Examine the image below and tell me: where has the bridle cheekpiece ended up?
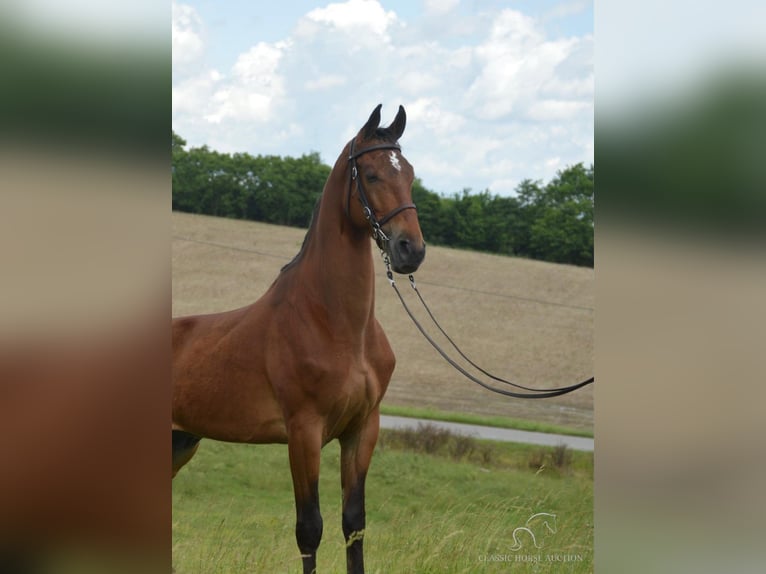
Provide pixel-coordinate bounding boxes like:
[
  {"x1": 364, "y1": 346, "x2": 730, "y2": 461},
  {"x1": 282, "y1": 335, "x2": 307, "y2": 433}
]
[{"x1": 346, "y1": 138, "x2": 417, "y2": 248}]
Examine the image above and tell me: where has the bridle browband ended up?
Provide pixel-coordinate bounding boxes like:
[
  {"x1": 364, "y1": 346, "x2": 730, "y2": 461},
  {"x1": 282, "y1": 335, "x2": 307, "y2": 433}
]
[{"x1": 346, "y1": 138, "x2": 417, "y2": 246}]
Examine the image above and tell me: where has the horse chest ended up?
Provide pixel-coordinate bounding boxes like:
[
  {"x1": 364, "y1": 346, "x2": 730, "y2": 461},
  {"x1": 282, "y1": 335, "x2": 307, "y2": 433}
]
[
  {"x1": 348, "y1": 354, "x2": 384, "y2": 400},
  {"x1": 317, "y1": 353, "x2": 385, "y2": 441},
  {"x1": 322, "y1": 345, "x2": 385, "y2": 398}
]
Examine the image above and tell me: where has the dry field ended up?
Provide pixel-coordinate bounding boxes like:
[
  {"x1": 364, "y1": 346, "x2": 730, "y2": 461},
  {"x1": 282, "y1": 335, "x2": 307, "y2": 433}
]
[{"x1": 172, "y1": 212, "x2": 594, "y2": 432}]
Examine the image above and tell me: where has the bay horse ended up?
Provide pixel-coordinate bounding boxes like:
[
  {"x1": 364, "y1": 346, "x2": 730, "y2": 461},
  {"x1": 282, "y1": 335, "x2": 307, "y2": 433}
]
[{"x1": 172, "y1": 104, "x2": 426, "y2": 574}]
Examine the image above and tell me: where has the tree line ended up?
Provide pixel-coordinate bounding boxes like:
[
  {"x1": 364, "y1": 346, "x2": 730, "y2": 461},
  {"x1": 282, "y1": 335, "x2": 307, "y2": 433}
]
[{"x1": 172, "y1": 132, "x2": 593, "y2": 267}]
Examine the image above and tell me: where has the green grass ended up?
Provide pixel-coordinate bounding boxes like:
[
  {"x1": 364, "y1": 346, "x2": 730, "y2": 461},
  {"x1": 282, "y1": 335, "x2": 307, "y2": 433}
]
[
  {"x1": 173, "y1": 432, "x2": 593, "y2": 573},
  {"x1": 379, "y1": 404, "x2": 594, "y2": 438}
]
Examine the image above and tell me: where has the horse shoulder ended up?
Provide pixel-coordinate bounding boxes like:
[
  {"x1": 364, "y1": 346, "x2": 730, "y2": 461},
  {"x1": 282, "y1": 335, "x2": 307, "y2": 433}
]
[{"x1": 366, "y1": 318, "x2": 396, "y2": 386}]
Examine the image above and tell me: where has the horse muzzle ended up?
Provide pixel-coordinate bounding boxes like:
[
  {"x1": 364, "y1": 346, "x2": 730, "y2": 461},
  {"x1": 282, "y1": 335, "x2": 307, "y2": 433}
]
[{"x1": 386, "y1": 231, "x2": 426, "y2": 274}]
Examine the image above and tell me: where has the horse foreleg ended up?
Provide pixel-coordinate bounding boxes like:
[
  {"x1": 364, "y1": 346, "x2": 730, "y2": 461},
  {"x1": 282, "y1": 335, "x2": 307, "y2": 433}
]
[
  {"x1": 288, "y1": 421, "x2": 323, "y2": 574},
  {"x1": 339, "y1": 410, "x2": 380, "y2": 574}
]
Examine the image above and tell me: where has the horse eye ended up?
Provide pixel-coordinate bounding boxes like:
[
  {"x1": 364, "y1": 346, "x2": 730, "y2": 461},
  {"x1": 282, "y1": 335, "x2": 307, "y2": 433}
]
[{"x1": 365, "y1": 173, "x2": 379, "y2": 183}]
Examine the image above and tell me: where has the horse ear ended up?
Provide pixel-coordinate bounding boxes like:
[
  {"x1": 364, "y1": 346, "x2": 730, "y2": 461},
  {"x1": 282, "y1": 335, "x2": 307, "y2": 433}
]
[
  {"x1": 362, "y1": 104, "x2": 383, "y2": 140},
  {"x1": 387, "y1": 105, "x2": 406, "y2": 141}
]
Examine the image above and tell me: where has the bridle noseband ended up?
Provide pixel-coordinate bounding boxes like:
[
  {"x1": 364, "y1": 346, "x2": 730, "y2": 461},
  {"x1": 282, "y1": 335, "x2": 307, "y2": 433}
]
[{"x1": 347, "y1": 138, "x2": 417, "y2": 246}]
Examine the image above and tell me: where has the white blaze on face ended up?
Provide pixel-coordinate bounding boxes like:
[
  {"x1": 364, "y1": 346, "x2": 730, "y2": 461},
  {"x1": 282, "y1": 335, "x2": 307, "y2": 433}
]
[{"x1": 389, "y1": 150, "x2": 401, "y2": 171}]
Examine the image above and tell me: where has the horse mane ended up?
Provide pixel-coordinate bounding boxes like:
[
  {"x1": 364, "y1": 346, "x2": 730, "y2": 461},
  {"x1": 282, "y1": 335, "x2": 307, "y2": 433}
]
[{"x1": 280, "y1": 196, "x2": 322, "y2": 273}]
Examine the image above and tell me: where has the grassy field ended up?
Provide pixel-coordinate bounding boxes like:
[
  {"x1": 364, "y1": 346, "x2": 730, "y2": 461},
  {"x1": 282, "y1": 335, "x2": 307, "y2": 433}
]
[
  {"x1": 172, "y1": 431, "x2": 593, "y2": 574},
  {"x1": 172, "y1": 215, "x2": 593, "y2": 572},
  {"x1": 172, "y1": 212, "x2": 594, "y2": 433}
]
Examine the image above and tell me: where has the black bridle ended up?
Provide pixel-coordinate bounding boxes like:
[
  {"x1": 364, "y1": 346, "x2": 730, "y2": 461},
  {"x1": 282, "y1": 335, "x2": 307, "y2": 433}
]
[
  {"x1": 347, "y1": 139, "x2": 417, "y2": 247},
  {"x1": 347, "y1": 138, "x2": 593, "y2": 400}
]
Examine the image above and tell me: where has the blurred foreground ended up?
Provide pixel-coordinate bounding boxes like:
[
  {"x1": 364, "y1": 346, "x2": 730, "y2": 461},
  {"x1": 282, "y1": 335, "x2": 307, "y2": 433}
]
[
  {"x1": 596, "y1": 2, "x2": 766, "y2": 572},
  {"x1": 1, "y1": 2, "x2": 169, "y2": 573}
]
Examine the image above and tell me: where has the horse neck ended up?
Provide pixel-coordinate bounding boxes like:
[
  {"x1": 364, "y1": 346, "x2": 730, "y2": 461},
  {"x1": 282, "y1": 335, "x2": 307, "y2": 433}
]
[{"x1": 294, "y1": 160, "x2": 377, "y2": 330}]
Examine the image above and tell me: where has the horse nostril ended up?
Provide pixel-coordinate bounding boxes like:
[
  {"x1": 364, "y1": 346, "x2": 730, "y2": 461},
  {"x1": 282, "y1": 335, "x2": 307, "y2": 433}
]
[{"x1": 397, "y1": 238, "x2": 411, "y2": 256}]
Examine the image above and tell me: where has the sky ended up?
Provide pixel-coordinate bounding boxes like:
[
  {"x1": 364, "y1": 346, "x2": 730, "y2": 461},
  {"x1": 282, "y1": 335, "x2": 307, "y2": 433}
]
[{"x1": 172, "y1": 0, "x2": 594, "y2": 197}]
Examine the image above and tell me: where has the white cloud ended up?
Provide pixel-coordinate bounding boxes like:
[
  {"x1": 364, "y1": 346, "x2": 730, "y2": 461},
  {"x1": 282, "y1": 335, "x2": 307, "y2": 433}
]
[
  {"x1": 305, "y1": 74, "x2": 347, "y2": 91},
  {"x1": 205, "y1": 41, "x2": 290, "y2": 124},
  {"x1": 424, "y1": 0, "x2": 460, "y2": 15},
  {"x1": 466, "y1": 10, "x2": 542, "y2": 118},
  {"x1": 305, "y1": 0, "x2": 397, "y2": 39},
  {"x1": 396, "y1": 70, "x2": 441, "y2": 95},
  {"x1": 545, "y1": 156, "x2": 562, "y2": 169},
  {"x1": 527, "y1": 99, "x2": 591, "y2": 121},
  {"x1": 406, "y1": 98, "x2": 466, "y2": 135},
  {"x1": 544, "y1": 73, "x2": 594, "y2": 98},
  {"x1": 172, "y1": 1, "x2": 204, "y2": 68},
  {"x1": 172, "y1": 2, "x2": 593, "y2": 197},
  {"x1": 543, "y1": 0, "x2": 590, "y2": 21},
  {"x1": 232, "y1": 42, "x2": 286, "y2": 83},
  {"x1": 466, "y1": 9, "x2": 590, "y2": 123},
  {"x1": 172, "y1": 69, "x2": 222, "y2": 116}
]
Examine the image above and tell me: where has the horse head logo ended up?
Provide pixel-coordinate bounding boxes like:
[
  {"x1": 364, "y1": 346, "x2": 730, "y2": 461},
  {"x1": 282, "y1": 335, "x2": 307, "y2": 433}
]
[{"x1": 510, "y1": 512, "x2": 558, "y2": 551}]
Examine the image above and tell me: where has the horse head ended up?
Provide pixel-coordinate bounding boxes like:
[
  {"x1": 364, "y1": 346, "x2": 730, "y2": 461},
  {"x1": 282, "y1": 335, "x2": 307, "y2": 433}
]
[{"x1": 347, "y1": 104, "x2": 426, "y2": 274}]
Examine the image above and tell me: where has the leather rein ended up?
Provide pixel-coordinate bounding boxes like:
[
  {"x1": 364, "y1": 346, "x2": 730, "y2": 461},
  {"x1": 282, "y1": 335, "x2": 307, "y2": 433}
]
[{"x1": 384, "y1": 266, "x2": 595, "y2": 399}]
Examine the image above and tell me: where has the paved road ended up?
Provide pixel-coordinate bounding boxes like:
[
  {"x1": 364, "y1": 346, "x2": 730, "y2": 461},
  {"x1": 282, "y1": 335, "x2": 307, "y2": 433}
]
[{"x1": 379, "y1": 415, "x2": 594, "y2": 452}]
